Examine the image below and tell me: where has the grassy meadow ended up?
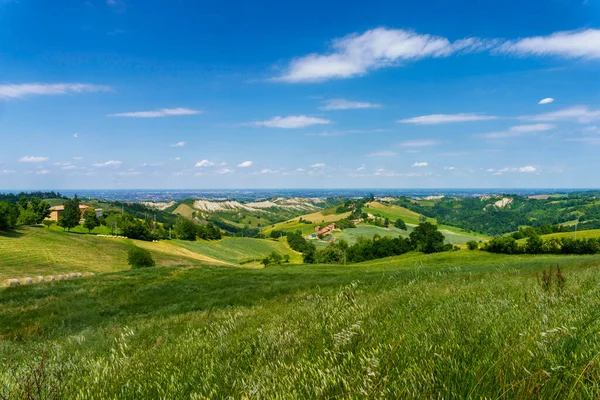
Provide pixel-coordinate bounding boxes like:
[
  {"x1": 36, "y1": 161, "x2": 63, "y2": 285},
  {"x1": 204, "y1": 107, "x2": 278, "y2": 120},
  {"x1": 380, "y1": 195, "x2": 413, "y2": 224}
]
[
  {"x1": 0, "y1": 227, "x2": 219, "y2": 281},
  {"x1": 1, "y1": 248, "x2": 599, "y2": 398}
]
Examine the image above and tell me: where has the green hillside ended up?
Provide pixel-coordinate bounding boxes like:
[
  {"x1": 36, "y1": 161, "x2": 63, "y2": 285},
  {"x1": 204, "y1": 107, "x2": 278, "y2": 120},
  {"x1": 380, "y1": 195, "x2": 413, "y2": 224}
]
[
  {"x1": 0, "y1": 227, "x2": 226, "y2": 281},
  {"x1": 2, "y1": 251, "x2": 599, "y2": 398},
  {"x1": 363, "y1": 202, "x2": 428, "y2": 225},
  {"x1": 539, "y1": 229, "x2": 600, "y2": 240}
]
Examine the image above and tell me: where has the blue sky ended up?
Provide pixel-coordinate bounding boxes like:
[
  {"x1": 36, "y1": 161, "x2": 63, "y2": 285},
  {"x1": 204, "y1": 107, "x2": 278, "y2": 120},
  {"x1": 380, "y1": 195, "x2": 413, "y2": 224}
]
[{"x1": 1, "y1": 0, "x2": 599, "y2": 189}]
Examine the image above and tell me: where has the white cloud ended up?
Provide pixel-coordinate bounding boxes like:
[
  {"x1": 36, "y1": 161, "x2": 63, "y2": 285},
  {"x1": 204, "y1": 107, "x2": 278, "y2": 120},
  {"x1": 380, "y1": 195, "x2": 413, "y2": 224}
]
[
  {"x1": 35, "y1": 170, "x2": 51, "y2": 175},
  {"x1": 307, "y1": 128, "x2": 388, "y2": 136},
  {"x1": 538, "y1": 97, "x2": 554, "y2": 105},
  {"x1": 398, "y1": 113, "x2": 497, "y2": 125},
  {"x1": 19, "y1": 156, "x2": 48, "y2": 163},
  {"x1": 357, "y1": 165, "x2": 366, "y2": 171},
  {"x1": 275, "y1": 28, "x2": 492, "y2": 82},
  {"x1": 320, "y1": 98, "x2": 382, "y2": 110},
  {"x1": 217, "y1": 168, "x2": 234, "y2": 174},
  {"x1": 54, "y1": 162, "x2": 71, "y2": 167},
  {"x1": 108, "y1": 108, "x2": 201, "y2": 118},
  {"x1": 311, "y1": 163, "x2": 326, "y2": 168},
  {"x1": 238, "y1": 161, "x2": 253, "y2": 168},
  {"x1": 73, "y1": 133, "x2": 79, "y2": 138},
  {"x1": 260, "y1": 169, "x2": 277, "y2": 174},
  {"x1": 0, "y1": 83, "x2": 111, "y2": 99},
  {"x1": 251, "y1": 115, "x2": 331, "y2": 129},
  {"x1": 93, "y1": 160, "x2": 122, "y2": 167},
  {"x1": 366, "y1": 150, "x2": 397, "y2": 157},
  {"x1": 195, "y1": 160, "x2": 215, "y2": 168},
  {"x1": 412, "y1": 162, "x2": 428, "y2": 167},
  {"x1": 174, "y1": 157, "x2": 181, "y2": 161},
  {"x1": 73, "y1": 156, "x2": 83, "y2": 160},
  {"x1": 480, "y1": 123, "x2": 555, "y2": 139},
  {"x1": 524, "y1": 106, "x2": 600, "y2": 123},
  {"x1": 397, "y1": 139, "x2": 440, "y2": 147},
  {"x1": 0, "y1": 169, "x2": 16, "y2": 174},
  {"x1": 499, "y1": 29, "x2": 600, "y2": 59},
  {"x1": 519, "y1": 165, "x2": 537, "y2": 172},
  {"x1": 493, "y1": 165, "x2": 538, "y2": 175},
  {"x1": 171, "y1": 141, "x2": 186, "y2": 147}
]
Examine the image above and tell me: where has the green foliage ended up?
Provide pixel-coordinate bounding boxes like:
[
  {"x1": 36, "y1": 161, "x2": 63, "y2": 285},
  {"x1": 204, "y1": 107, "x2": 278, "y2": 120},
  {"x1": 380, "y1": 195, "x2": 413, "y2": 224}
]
[
  {"x1": 16, "y1": 207, "x2": 38, "y2": 225},
  {"x1": 127, "y1": 246, "x2": 156, "y2": 269},
  {"x1": 83, "y1": 208, "x2": 100, "y2": 233},
  {"x1": 42, "y1": 220, "x2": 54, "y2": 229},
  {"x1": 466, "y1": 240, "x2": 479, "y2": 250},
  {"x1": 394, "y1": 218, "x2": 407, "y2": 230},
  {"x1": 0, "y1": 202, "x2": 19, "y2": 230},
  {"x1": 175, "y1": 217, "x2": 198, "y2": 241},
  {"x1": 409, "y1": 222, "x2": 446, "y2": 254},
  {"x1": 57, "y1": 195, "x2": 80, "y2": 232}
]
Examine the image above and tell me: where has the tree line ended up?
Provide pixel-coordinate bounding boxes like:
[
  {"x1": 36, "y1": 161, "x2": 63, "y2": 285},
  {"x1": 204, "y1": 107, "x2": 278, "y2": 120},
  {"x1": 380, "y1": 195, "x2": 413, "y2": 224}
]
[
  {"x1": 483, "y1": 235, "x2": 600, "y2": 255},
  {"x1": 286, "y1": 222, "x2": 452, "y2": 264}
]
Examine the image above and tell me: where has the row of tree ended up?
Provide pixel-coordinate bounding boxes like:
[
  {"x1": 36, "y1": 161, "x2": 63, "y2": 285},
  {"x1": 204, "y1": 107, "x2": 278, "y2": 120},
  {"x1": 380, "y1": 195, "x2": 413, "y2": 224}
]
[
  {"x1": 173, "y1": 216, "x2": 222, "y2": 241},
  {"x1": 0, "y1": 197, "x2": 51, "y2": 230},
  {"x1": 287, "y1": 222, "x2": 451, "y2": 264},
  {"x1": 483, "y1": 235, "x2": 600, "y2": 255}
]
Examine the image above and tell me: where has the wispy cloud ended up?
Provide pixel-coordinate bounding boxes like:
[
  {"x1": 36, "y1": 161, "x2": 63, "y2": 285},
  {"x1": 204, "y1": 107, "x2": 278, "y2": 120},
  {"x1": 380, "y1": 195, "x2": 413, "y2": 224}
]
[
  {"x1": 479, "y1": 123, "x2": 555, "y2": 139},
  {"x1": 260, "y1": 169, "x2": 278, "y2": 174},
  {"x1": 498, "y1": 29, "x2": 600, "y2": 59},
  {"x1": 250, "y1": 115, "x2": 331, "y2": 129},
  {"x1": 523, "y1": 106, "x2": 600, "y2": 123},
  {"x1": 19, "y1": 156, "x2": 48, "y2": 163},
  {"x1": 108, "y1": 108, "x2": 201, "y2": 118},
  {"x1": 195, "y1": 160, "x2": 215, "y2": 168},
  {"x1": 397, "y1": 139, "x2": 440, "y2": 147},
  {"x1": 171, "y1": 141, "x2": 186, "y2": 147},
  {"x1": 93, "y1": 160, "x2": 122, "y2": 167},
  {"x1": 491, "y1": 165, "x2": 538, "y2": 175},
  {"x1": 238, "y1": 161, "x2": 253, "y2": 168},
  {"x1": 217, "y1": 168, "x2": 234, "y2": 174},
  {"x1": 275, "y1": 28, "x2": 492, "y2": 83},
  {"x1": 0, "y1": 83, "x2": 111, "y2": 99},
  {"x1": 319, "y1": 98, "x2": 382, "y2": 110},
  {"x1": 35, "y1": 170, "x2": 51, "y2": 175},
  {"x1": 307, "y1": 129, "x2": 387, "y2": 137},
  {"x1": 538, "y1": 97, "x2": 554, "y2": 105},
  {"x1": 366, "y1": 150, "x2": 397, "y2": 157},
  {"x1": 398, "y1": 113, "x2": 497, "y2": 125},
  {"x1": 73, "y1": 133, "x2": 79, "y2": 138},
  {"x1": 412, "y1": 162, "x2": 428, "y2": 167},
  {"x1": 0, "y1": 169, "x2": 16, "y2": 175},
  {"x1": 311, "y1": 163, "x2": 326, "y2": 168}
]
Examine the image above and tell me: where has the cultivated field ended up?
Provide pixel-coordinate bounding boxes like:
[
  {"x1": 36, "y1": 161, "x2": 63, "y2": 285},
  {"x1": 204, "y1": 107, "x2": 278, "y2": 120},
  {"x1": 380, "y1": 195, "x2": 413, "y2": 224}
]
[
  {"x1": 363, "y1": 202, "x2": 427, "y2": 225},
  {"x1": 174, "y1": 237, "x2": 303, "y2": 265},
  {"x1": 1, "y1": 251, "x2": 599, "y2": 398}
]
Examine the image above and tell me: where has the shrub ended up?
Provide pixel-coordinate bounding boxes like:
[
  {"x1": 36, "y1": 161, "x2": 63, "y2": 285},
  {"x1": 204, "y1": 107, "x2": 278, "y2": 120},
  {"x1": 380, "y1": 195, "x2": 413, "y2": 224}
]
[
  {"x1": 128, "y1": 247, "x2": 155, "y2": 269},
  {"x1": 466, "y1": 240, "x2": 478, "y2": 250}
]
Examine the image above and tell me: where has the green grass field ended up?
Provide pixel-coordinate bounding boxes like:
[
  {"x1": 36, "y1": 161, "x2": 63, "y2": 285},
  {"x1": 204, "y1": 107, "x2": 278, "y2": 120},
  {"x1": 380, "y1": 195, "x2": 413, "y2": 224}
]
[
  {"x1": 363, "y1": 202, "x2": 428, "y2": 225},
  {"x1": 1, "y1": 249, "x2": 599, "y2": 398},
  {"x1": 540, "y1": 229, "x2": 600, "y2": 240},
  {"x1": 0, "y1": 227, "x2": 229, "y2": 281},
  {"x1": 174, "y1": 236, "x2": 303, "y2": 265}
]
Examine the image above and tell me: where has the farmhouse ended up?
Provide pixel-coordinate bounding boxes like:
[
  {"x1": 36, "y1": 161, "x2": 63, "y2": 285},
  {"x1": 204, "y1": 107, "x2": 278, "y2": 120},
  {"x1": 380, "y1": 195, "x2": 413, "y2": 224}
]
[
  {"x1": 47, "y1": 205, "x2": 103, "y2": 222},
  {"x1": 310, "y1": 223, "x2": 336, "y2": 238}
]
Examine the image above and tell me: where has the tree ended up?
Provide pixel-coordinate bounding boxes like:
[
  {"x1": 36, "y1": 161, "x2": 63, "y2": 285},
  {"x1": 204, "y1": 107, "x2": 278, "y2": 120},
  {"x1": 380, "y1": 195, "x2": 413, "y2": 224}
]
[
  {"x1": 394, "y1": 218, "x2": 407, "y2": 230},
  {"x1": 384, "y1": 217, "x2": 390, "y2": 228},
  {"x1": 0, "y1": 202, "x2": 19, "y2": 230},
  {"x1": 30, "y1": 198, "x2": 50, "y2": 223},
  {"x1": 17, "y1": 207, "x2": 38, "y2": 225},
  {"x1": 466, "y1": 240, "x2": 479, "y2": 250},
  {"x1": 57, "y1": 197, "x2": 80, "y2": 232},
  {"x1": 83, "y1": 208, "x2": 100, "y2": 233},
  {"x1": 43, "y1": 220, "x2": 54, "y2": 229},
  {"x1": 174, "y1": 216, "x2": 197, "y2": 241},
  {"x1": 128, "y1": 247, "x2": 155, "y2": 269},
  {"x1": 105, "y1": 213, "x2": 121, "y2": 235},
  {"x1": 418, "y1": 215, "x2": 427, "y2": 223},
  {"x1": 409, "y1": 222, "x2": 446, "y2": 254}
]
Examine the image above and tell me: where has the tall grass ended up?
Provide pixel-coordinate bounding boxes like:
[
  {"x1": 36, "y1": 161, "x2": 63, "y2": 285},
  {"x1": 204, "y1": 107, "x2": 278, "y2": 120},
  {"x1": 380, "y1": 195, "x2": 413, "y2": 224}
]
[{"x1": 1, "y1": 254, "x2": 599, "y2": 398}]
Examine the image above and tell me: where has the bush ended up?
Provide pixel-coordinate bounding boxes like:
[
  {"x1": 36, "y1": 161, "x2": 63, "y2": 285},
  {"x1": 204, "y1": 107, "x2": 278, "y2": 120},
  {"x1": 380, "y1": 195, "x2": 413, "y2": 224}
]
[
  {"x1": 466, "y1": 240, "x2": 478, "y2": 250},
  {"x1": 128, "y1": 247, "x2": 155, "y2": 269}
]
